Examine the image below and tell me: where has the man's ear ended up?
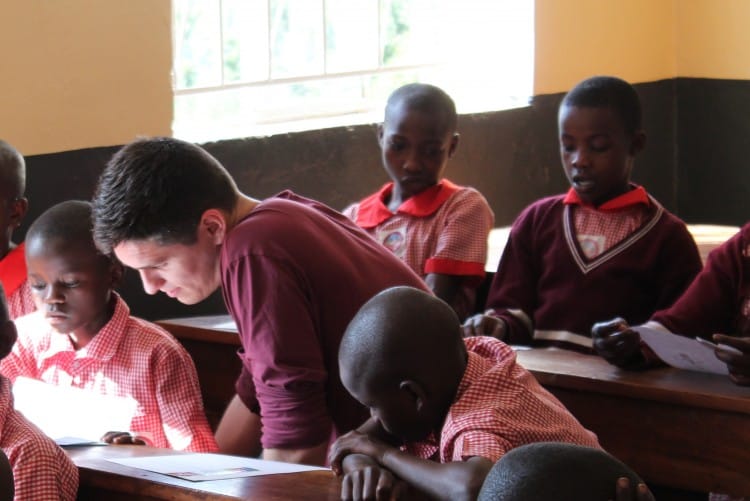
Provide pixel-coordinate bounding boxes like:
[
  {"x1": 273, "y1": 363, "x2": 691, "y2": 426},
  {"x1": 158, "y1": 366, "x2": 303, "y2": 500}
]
[
  {"x1": 448, "y1": 133, "x2": 460, "y2": 158},
  {"x1": 199, "y1": 209, "x2": 228, "y2": 245},
  {"x1": 400, "y1": 379, "x2": 428, "y2": 412}
]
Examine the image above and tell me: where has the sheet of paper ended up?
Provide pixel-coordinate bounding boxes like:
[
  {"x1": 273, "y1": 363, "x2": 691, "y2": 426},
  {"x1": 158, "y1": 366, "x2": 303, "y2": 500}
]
[
  {"x1": 107, "y1": 453, "x2": 329, "y2": 482},
  {"x1": 633, "y1": 326, "x2": 729, "y2": 375},
  {"x1": 12, "y1": 377, "x2": 138, "y2": 443}
]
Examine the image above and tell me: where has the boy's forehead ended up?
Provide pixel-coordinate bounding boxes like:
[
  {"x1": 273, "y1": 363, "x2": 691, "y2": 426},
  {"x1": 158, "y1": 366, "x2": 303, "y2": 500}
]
[
  {"x1": 384, "y1": 104, "x2": 453, "y2": 137},
  {"x1": 559, "y1": 105, "x2": 627, "y2": 134}
]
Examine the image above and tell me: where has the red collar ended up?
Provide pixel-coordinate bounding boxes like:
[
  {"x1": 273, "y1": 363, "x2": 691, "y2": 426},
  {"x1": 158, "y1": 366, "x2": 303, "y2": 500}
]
[
  {"x1": 563, "y1": 185, "x2": 650, "y2": 211},
  {"x1": 0, "y1": 242, "x2": 27, "y2": 296},
  {"x1": 355, "y1": 179, "x2": 461, "y2": 228}
]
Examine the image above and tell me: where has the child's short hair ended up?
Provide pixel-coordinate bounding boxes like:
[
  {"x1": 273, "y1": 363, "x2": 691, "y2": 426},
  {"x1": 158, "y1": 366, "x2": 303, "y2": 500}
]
[
  {"x1": 92, "y1": 137, "x2": 238, "y2": 255},
  {"x1": 0, "y1": 140, "x2": 25, "y2": 199},
  {"x1": 27, "y1": 200, "x2": 113, "y2": 268},
  {"x1": 561, "y1": 76, "x2": 642, "y2": 135},
  {"x1": 477, "y1": 442, "x2": 643, "y2": 501},
  {"x1": 0, "y1": 282, "x2": 9, "y2": 323},
  {"x1": 385, "y1": 83, "x2": 458, "y2": 133}
]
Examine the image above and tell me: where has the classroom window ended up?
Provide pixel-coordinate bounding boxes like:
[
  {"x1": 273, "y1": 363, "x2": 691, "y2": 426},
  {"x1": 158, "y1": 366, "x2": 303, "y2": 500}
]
[{"x1": 172, "y1": 0, "x2": 534, "y2": 142}]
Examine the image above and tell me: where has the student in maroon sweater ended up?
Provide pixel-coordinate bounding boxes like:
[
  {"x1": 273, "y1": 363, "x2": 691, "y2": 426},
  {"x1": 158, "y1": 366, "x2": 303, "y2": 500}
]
[
  {"x1": 593, "y1": 222, "x2": 750, "y2": 385},
  {"x1": 463, "y1": 76, "x2": 702, "y2": 353}
]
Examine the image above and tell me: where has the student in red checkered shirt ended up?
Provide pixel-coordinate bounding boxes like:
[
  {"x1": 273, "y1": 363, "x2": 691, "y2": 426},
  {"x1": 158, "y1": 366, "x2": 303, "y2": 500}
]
[
  {"x1": 0, "y1": 283, "x2": 78, "y2": 501},
  {"x1": 343, "y1": 83, "x2": 494, "y2": 321},
  {"x1": 0, "y1": 140, "x2": 35, "y2": 320},
  {"x1": 0, "y1": 201, "x2": 217, "y2": 453},
  {"x1": 464, "y1": 76, "x2": 702, "y2": 354},
  {"x1": 329, "y1": 286, "x2": 600, "y2": 501}
]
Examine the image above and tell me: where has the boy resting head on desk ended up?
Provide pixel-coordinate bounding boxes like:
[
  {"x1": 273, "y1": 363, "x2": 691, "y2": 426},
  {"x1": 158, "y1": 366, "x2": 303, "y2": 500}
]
[
  {"x1": 329, "y1": 286, "x2": 599, "y2": 501},
  {"x1": 343, "y1": 83, "x2": 494, "y2": 321},
  {"x1": 0, "y1": 140, "x2": 34, "y2": 319},
  {"x1": 0, "y1": 200, "x2": 218, "y2": 452},
  {"x1": 0, "y1": 282, "x2": 78, "y2": 501}
]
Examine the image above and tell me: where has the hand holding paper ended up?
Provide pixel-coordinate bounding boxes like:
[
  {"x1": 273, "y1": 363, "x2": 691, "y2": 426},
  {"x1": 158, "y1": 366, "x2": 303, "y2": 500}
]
[{"x1": 711, "y1": 334, "x2": 750, "y2": 385}]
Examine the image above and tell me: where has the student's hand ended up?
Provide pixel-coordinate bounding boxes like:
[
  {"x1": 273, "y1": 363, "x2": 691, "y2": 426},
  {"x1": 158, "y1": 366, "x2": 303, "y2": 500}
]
[
  {"x1": 592, "y1": 318, "x2": 645, "y2": 368},
  {"x1": 339, "y1": 454, "x2": 407, "y2": 501},
  {"x1": 101, "y1": 431, "x2": 148, "y2": 446},
  {"x1": 462, "y1": 313, "x2": 506, "y2": 340},
  {"x1": 712, "y1": 334, "x2": 750, "y2": 385},
  {"x1": 612, "y1": 476, "x2": 655, "y2": 501},
  {"x1": 329, "y1": 430, "x2": 389, "y2": 475}
]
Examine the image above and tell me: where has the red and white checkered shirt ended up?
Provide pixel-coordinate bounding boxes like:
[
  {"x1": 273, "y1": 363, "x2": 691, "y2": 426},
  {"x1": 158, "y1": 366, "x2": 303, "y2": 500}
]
[
  {"x1": 563, "y1": 185, "x2": 651, "y2": 259},
  {"x1": 1, "y1": 295, "x2": 217, "y2": 452},
  {"x1": 403, "y1": 337, "x2": 600, "y2": 463},
  {"x1": 0, "y1": 376, "x2": 78, "y2": 501},
  {"x1": 344, "y1": 179, "x2": 494, "y2": 317},
  {"x1": 0, "y1": 243, "x2": 36, "y2": 320}
]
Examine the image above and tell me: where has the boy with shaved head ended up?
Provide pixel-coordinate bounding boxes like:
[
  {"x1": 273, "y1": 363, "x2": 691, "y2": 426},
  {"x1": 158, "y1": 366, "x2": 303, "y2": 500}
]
[
  {"x1": 1, "y1": 200, "x2": 217, "y2": 452},
  {"x1": 330, "y1": 286, "x2": 599, "y2": 501},
  {"x1": 0, "y1": 140, "x2": 34, "y2": 319},
  {"x1": 344, "y1": 83, "x2": 493, "y2": 320}
]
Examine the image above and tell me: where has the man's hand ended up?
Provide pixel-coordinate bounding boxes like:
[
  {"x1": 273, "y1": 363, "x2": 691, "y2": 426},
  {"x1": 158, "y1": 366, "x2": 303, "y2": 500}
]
[
  {"x1": 329, "y1": 430, "x2": 390, "y2": 475},
  {"x1": 101, "y1": 431, "x2": 148, "y2": 446},
  {"x1": 712, "y1": 334, "x2": 750, "y2": 385},
  {"x1": 462, "y1": 313, "x2": 506, "y2": 340},
  {"x1": 592, "y1": 318, "x2": 645, "y2": 368}
]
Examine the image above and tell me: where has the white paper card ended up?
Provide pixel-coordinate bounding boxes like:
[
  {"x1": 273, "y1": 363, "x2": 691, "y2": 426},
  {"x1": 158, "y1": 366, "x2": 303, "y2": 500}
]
[
  {"x1": 12, "y1": 377, "x2": 138, "y2": 444},
  {"x1": 107, "y1": 453, "x2": 328, "y2": 482},
  {"x1": 633, "y1": 326, "x2": 729, "y2": 375}
]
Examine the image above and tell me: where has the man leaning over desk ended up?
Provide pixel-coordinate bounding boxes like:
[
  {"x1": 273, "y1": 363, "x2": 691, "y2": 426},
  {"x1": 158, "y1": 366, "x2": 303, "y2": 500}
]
[{"x1": 91, "y1": 137, "x2": 429, "y2": 466}]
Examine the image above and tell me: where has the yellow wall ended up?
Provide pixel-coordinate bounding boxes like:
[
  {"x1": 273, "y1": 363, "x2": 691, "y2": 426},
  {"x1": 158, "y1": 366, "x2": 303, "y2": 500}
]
[
  {"x1": 534, "y1": 0, "x2": 676, "y2": 95},
  {"x1": 0, "y1": 0, "x2": 172, "y2": 156},
  {"x1": 2, "y1": 1, "x2": 750, "y2": 155},
  {"x1": 535, "y1": 0, "x2": 750, "y2": 95},
  {"x1": 675, "y1": 0, "x2": 750, "y2": 79}
]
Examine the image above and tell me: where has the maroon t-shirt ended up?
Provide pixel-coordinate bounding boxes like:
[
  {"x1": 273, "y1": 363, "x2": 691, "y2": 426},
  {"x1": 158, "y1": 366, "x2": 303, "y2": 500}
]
[{"x1": 220, "y1": 191, "x2": 429, "y2": 449}]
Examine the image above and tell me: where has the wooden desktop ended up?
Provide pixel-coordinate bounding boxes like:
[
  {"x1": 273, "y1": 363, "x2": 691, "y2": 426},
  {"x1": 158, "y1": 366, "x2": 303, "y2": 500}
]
[
  {"x1": 157, "y1": 316, "x2": 750, "y2": 496},
  {"x1": 67, "y1": 444, "x2": 340, "y2": 501}
]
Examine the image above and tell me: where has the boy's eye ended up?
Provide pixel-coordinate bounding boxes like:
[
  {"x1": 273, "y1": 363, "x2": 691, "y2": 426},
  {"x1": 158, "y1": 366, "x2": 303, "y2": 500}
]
[
  {"x1": 388, "y1": 140, "x2": 406, "y2": 151},
  {"x1": 590, "y1": 142, "x2": 611, "y2": 153},
  {"x1": 61, "y1": 280, "x2": 80, "y2": 288},
  {"x1": 30, "y1": 282, "x2": 46, "y2": 291}
]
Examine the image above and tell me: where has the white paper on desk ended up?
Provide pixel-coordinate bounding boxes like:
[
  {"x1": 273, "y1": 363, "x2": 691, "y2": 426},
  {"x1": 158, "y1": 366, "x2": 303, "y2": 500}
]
[
  {"x1": 633, "y1": 326, "x2": 729, "y2": 375},
  {"x1": 12, "y1": 377, "x2": 138, "y2": 445},
  {"x1": 107, "y1": 453, "x2": 328, "y2": 482}
]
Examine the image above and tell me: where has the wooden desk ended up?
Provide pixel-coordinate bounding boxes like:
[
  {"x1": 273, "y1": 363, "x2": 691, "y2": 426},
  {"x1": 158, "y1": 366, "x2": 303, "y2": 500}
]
[
  {"x1": 157, "y1": 316, "x2": 241, "y2": 430},
  {"x1": 67, "y1": 445, "x2": 339, "y2": 500},
  {"x1": 516, "y1": 348, "x2": 750, "y2": 496}
]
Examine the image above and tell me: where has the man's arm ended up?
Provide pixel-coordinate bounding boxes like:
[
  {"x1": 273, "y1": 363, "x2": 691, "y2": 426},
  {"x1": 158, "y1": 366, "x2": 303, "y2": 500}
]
[
  {"x1": 264, "y1": 442, "x2": 329, "y2": 466},
  {"x1": 215, "y1": 395, "x2": 262, "y2": 457}
]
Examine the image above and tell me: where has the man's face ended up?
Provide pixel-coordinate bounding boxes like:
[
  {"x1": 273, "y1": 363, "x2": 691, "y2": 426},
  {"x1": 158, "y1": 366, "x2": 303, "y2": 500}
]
[{"x1": 114, "y1": 236, "x2": 222, "y2": 305}]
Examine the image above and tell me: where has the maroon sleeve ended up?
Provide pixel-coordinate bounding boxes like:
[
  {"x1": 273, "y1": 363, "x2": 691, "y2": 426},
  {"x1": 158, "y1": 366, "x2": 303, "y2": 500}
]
[
  {"x1": 650, "y1": 216, "x2": 703, "y2": 311},
  {"x1": 652, "y1": 229, "x2": 745, "y2": 338},
  {"x1": 224, "y1": 254, "x2": 332, "y2": 449},
  {"x1": 485, "y1": 206, "x2": 538, "y2": 344}
]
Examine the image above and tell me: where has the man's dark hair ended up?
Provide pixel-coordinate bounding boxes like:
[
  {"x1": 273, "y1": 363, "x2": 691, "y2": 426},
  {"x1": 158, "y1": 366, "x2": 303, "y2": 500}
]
[
  {"x1": 92, "y1": 137, "x2": 238, "y2": 254},
  {"x1": 561, "y1": 76, "x2": 642, "y2": 135}
]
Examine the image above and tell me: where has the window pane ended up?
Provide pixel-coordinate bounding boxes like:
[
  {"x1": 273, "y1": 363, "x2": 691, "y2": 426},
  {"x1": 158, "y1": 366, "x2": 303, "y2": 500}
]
[
  {"x1": 380, "y1": 0, "x2": 443, "y2": 67},
  {"x1": 222, "y1": 0, "x2": 269, "y2": 83},
  {"x1": 325, "y1": 0, "x2": 379, "y2": 73},
  {"x1": 173, "y1": 0, "x2": 222, "y2": 89},
  {"x1": 270, "y1": 0, "x2": 324, "y2": 78}
]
